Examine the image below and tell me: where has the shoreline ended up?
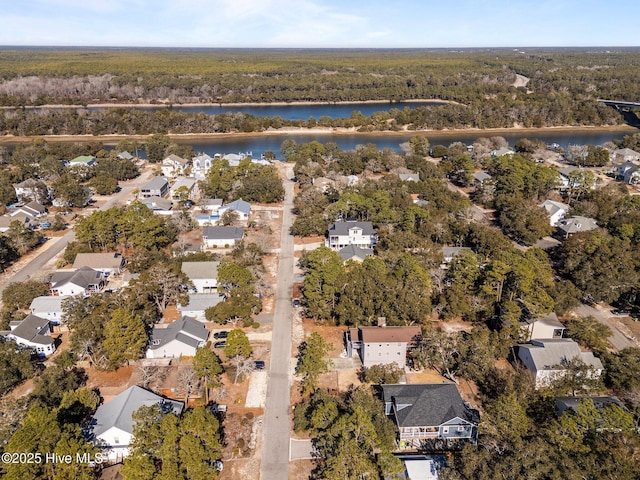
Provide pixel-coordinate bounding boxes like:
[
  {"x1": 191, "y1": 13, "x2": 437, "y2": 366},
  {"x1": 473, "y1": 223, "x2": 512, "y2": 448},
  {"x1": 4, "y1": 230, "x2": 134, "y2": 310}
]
[
  {"x1": 0, "y1": 98, "x2": 459, "y2": 110},
  {"x1": 0, "y1": 124, "x2": 636, "y2": 146}
]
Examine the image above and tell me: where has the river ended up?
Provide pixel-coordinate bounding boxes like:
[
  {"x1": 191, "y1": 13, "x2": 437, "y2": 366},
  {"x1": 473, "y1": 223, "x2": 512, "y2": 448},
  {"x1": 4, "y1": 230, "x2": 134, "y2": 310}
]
[{"x1": 176, "y1": 129, "x2": 636, "y2": 158}]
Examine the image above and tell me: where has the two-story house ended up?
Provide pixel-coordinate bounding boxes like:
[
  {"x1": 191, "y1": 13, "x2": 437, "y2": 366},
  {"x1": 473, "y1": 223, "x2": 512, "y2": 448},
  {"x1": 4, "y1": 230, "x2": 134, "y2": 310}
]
[
  {"x1": 539, "y1": 200, "x2": 570, "y2": 227},
  {"x1": 72, "y1": 252, "x2": 126, "y2": 276},
  {"x1": 181, "y1": 261, "x2": 220, "y2": 293},
  {"x1": 326, "y1": 221, "x2": 377, "y2": 251},
  {"x1": 382, "y1": 383, "x2": 479, "y2": 449},
  {"x1": 139, "y1": 176, "x2": 170, "y2": 199},
  {"x1": 346, "y1": 322, "x2": 421, "y2": 368},
  {"x1": 161, "y1": 154, "x2": 190, "y2": 178}
]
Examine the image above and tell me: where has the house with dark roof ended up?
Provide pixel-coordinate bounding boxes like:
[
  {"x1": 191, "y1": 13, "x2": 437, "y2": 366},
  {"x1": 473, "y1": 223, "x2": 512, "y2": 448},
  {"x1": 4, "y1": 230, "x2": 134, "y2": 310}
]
[
  {"x1": 4, "y1": 314, "x2": 56, "y2": 357},
  {"x1": 346, "y1": 322, "x2": 421, "y2": 368},
  {"x1": 337, "y1": 244, "x2": 373, "y2": 263},
  {"x1": 517, "y1": 338, "x2": 603, "y2": 388},
  {"x1": 472, "y1": 171, "x2": 492, "y2": 186},
  {"x1": 72, "y1": 252, "x2": 125, "y2": 276},
  {"x1": 140, "y1": 176, "x2": 170, "y2": 198},
  {"x1": 382, "y1": 383, "x2": 479, "y2": 449},
  {"x1": 49, "y1": 266, "x2": 105, "y2": 296},
  {"x1": 181, "y1": 261, "x2": 220, "y2": 293},
  {"x1": 146, "y1": 316, "x2": 209, "y2": 359},
  {"x1": 555, "y1": 396, "x2": 627, "y2": 416},
  {"x1": 202, "y1": 226, "x2": 244, "y2": 248},
  {"x1": 326, "y1": 221, "x2": 377, "y2": 250},
  {"x1": 87, "y1": 386, "x2": 183, "y2": 462}
]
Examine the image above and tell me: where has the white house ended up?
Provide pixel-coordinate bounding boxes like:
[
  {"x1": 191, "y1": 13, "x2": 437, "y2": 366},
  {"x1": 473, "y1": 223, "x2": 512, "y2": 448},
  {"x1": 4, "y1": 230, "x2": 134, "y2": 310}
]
[
  {"x1": 146, "y1": 316, "x2": 209, "y2": 359},
  {"x1": 88, "y1": 386, "x2": 183, "y2": 462},
  {"x1": 9, "y1": 201, "x2": 47, "y2": 218},
  {"x1": 178, "y1": 293, "x2": 226, "y2": 321},
  {"x1": 517, "y1": 338, "x2": 603, "y2": 389},
  {"x1": 219, "y1": 198, "x2": 251, "y2": 221},
  {"x1": 399, "y1": 172, "x2": 420, "y2": 182},
  {"x1": 181, "y1": 261, "x2": 220, "y2": 293},
  {"x1": 68, "y1": 155, "x2": 96, "y2": 168},
  {"x1": 14, "y1": 179, "x2": 51, "y2": 204},
  {"x1": 202, "y1": 226, "x2": 244, "y2": 248},
  {"x1": 72, "y1": 252, "x2": 125, "y2": 276},
  {"x1": 29, "y1": 296, "x2": 69, "y2": 325},
  {"x1": 49, "y1": 267, "x2": 105, "y2": 296},
  {"x1": 192, "y1": 153, "x2": 213, "y2": 179},
  {"x1": 539, "y1": 200, "x2": 570, "y2": 227},
  {"x1": 326, "y1": 221, "x2": 377, "y2": 250},
  {"x1": 170, "y1": 177, "x2": 199, "y2": 201},
  {"x1": 5, "y1": 314, "x2": 56, "y2": 357},
  {"x1": 161, "y1": 154, "x2": 190, "y2": 178},
  {"x1": 521, "y1": 312, "x2": 566, "y2": 341}
]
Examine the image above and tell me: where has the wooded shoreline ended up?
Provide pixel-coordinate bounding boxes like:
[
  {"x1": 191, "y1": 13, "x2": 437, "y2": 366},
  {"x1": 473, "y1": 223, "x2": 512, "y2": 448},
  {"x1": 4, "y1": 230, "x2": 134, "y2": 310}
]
[{"x1": 0, "y1": 124, "x2": 636, "y2": 146}]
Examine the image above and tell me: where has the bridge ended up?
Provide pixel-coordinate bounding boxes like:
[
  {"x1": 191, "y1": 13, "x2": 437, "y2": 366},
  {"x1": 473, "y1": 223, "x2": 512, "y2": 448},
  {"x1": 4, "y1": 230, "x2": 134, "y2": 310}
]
[{"x1": 598, "y1": 99, "x2": 640, "y2": 109}]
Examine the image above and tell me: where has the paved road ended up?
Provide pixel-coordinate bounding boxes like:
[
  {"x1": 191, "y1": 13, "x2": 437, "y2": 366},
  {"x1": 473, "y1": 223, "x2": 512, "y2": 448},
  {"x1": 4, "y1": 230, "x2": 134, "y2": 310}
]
[
  {"x1": 574, "y1": 304, "x2": 635, "y2": 350},
  {"x1": 260, "y1": 166, "x2": 295, "y2": 480},
  {"x1": 0, "y1": 171, "x2": 152, "y2": 297}
]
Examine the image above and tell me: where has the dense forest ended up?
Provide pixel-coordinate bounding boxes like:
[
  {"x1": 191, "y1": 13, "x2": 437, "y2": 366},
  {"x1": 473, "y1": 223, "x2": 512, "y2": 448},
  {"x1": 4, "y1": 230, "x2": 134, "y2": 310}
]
[{"x1": 0, "y1": 48, "x2": 638, "y2": 134}]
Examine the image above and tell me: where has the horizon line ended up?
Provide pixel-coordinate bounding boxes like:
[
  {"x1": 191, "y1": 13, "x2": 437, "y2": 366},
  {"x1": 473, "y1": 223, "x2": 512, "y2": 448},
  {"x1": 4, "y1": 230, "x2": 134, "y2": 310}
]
[{"x1": 1, "y1": 45, "x2": 640, "y2": 50}]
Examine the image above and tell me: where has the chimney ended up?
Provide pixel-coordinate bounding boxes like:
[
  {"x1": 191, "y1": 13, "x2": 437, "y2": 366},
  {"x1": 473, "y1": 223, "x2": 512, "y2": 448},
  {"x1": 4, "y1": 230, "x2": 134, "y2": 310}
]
[{"x1": 377, "y1": 317, "x2": 386, "y2": 328}]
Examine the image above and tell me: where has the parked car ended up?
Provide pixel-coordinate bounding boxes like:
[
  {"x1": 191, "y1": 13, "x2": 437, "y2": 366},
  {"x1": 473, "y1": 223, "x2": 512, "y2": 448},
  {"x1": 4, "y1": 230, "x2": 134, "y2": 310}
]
[
  {"x1": 292, "y1": 298, "x2": 300, "y2": 308},
  {"x1": 612, "y1": 309, "x2": 630, "y2": 316},
  {"x1": 253, "y1": 360, "x2": 266, "y2": 370},
  {"x1": 214, "y1": 331, "x2": 229, "y2": 339},
  {"x1": 214, "y1": 341, "x2": 227, "y2": 349}
]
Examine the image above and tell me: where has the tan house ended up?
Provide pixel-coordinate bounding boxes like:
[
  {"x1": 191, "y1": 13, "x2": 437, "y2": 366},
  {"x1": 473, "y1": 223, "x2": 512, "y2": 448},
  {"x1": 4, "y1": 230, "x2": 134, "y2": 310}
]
[{"x1": 346, "y1": 322, "x2": 421, "y2": 368}]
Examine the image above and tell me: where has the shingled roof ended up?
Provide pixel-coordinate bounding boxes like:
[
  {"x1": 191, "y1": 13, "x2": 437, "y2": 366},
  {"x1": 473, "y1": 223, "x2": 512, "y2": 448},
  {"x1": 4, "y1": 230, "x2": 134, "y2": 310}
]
[
  {"x1": 90, "y1": 386, "x2": 183, "y2": 439},
  {"x1": 382, "y1": 383, "x2": 478, "y2": 428}
]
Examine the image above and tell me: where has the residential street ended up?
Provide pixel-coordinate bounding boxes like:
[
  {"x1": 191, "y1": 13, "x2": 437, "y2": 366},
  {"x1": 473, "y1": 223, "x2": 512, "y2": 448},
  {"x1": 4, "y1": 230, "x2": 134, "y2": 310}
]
[
  {"x1": 574, "y1": 303, "x2": 635, "y2": 350},
  {"x1": 0, "y1": 170, "x2": 153, "y2": 298},
  {"x1": 260, "y1": 165, "x2": 295, "y2": 480}
]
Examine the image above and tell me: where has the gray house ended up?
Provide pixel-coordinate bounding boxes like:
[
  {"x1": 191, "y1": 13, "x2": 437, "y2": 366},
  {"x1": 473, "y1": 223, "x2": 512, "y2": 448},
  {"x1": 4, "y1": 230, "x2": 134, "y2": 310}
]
[
  {"x1": 88, "y1": 386, "x2": 183, "y2": 462},
  {"x1": 219, "y1": 198, "x2": 252, "y2": 220},
  {"x1": 29, "y1": 295, "x2": 69, "y2": 325},
  {"x1": 140, "y1": 176, "x2": 170, "y2": 198},
  {"x1": 181, "y1": 261, "x2": 220, "y2": 293},
  {"x1": 49, "y1": 266, "x2": 105, "y2": 296},
  {"x1": 557, "y1": 216, "x2": 598, "y2": 238},
  {"x1": 178, "y1": 293, "x2": 226, "y2": 321},
  {"x1": 382, "y1": 383, "x2": 479, "y2": 449},
  {"x1": 337, "y1": 244, "x2": 373, "y2": 263},
  {"x1": 202, "y1": 226, "x2": 244, "y2": 248},
  {"x1": 146, "y1": 316, "x2": 209, "y2": 359}
]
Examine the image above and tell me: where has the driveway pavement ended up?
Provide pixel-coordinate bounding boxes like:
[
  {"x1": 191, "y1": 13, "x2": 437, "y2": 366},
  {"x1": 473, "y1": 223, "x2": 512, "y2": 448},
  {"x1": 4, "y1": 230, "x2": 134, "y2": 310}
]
[
  {"x1": 574, "y1": 303, "x2": 635, "y2": 350},
  {"x1": 289, "y1": 438, "x2": 315, "y2": 460}
]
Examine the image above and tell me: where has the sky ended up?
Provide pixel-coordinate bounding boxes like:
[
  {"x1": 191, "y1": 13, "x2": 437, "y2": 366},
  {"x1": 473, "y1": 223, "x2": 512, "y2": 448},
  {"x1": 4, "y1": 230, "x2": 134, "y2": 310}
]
[{"x1": 0, "y1": 0, "x2": 638, "y2": 49}]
